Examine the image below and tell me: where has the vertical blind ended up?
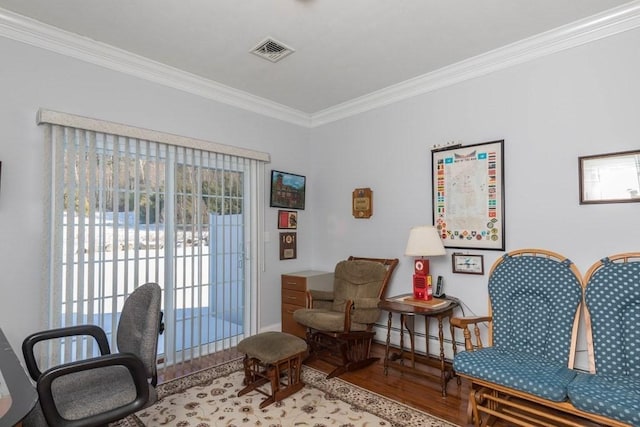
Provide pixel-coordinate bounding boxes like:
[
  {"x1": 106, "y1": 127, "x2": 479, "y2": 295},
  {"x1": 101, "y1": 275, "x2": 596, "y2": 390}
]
[{"x1": 39, "y1": 109, "x2": 268, "y2": 370}]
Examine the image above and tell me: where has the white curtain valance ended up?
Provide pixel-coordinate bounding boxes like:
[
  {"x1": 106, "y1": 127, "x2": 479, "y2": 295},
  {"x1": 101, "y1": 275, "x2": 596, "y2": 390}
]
[{"x1": 37, "y1": 108, "x2": 271, "y2": 163}]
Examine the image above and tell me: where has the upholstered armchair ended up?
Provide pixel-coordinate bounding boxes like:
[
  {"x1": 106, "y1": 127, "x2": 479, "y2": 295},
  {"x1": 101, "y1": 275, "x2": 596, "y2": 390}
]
[
  {"x1": 22, "y1": 283, "x2": 163, "y2": 427},
  {"x1": 293, "y1": 256, "x2": 398, "y2": 378}
]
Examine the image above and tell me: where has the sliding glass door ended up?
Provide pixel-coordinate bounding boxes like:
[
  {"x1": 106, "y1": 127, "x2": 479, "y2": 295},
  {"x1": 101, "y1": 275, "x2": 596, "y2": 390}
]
[
  {"x1": 165, "y1": 153, "x2": 250, "y2": 364},
  {"x1": 43, "y1": 119, "x2": 262, "y2": 370}
]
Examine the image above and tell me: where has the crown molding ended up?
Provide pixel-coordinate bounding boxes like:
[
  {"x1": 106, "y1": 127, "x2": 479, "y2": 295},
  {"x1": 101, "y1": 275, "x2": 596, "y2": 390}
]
[
  {"x1": 2, "y1": 2, "x2": 640, "y2": 129},
  {"x1": 310, "y1": 1, "x2": 640, "y2": 127},
  {"x1": 0, "y1": 8, "x2": 312, "y2": 127}
]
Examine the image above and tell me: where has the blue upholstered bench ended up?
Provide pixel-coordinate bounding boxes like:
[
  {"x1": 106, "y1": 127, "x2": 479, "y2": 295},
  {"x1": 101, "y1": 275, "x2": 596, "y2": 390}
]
[
  {"x1": 451, "y1": 250, "x2": 585, "y2": 425},
  {"x1": 452, "y1": 250, "x2": 640, "y2": 427},
  {"x1": 566, "y1": 255, "x2": 640, "y2": 426}
]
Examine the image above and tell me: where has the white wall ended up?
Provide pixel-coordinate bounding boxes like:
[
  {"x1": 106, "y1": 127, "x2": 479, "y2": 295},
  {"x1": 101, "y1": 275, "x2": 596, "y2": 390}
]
[
  {"x1": 0, "y1": 37, "x2": 312, "y2": 352},
  {"x1": 1, "y1": 26, "x2": 639, "y2": 362},
  {"x1": 307, "y1": 27, "x2": 640, "y2": 359}
]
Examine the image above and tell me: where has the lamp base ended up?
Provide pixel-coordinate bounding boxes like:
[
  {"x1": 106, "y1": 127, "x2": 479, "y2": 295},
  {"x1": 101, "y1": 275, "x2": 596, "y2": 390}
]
[
  {"x1": 413, "y1": 274, "x2": 432, "y2": 300},
  {"x1": 414, "y1": 258, "x2": 430, "y2": 275}
]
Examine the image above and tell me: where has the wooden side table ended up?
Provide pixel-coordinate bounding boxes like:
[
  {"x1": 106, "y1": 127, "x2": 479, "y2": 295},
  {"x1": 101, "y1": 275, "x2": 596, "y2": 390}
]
[{"x1": 378, "y1": 294, "x2": 459, "y2": 397}]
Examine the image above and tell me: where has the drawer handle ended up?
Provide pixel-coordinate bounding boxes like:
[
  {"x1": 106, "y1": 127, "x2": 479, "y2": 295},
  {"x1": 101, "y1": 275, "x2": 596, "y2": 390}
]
[
  {"x1": 285, "y1": 295, "x2": 298, "y2": 300},
  {"x1": 286, "y1": 281, "x2": 299, "y2": 286}
]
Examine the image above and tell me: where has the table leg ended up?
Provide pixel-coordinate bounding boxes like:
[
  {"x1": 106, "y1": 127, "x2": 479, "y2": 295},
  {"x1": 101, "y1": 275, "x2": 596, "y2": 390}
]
[
  {"x1": 438, "y1": 316, "x2": 446, "y2": 397},
  {"x1": 404, "y1": 315, "x2": 416, "y2": 368},
  {"x1": 384, "y1": 311, "x2": 392, "y2": 375},
  {"x1": 399, "y1": 314, "x2": 405, "y2": 365},
  {"x1": 425, "y1": 317, "x2": 430, "y2": 357}
]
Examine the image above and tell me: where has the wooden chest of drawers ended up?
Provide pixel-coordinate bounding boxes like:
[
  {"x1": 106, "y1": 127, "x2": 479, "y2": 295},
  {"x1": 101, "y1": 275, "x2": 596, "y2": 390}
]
[{"x1": 281, "y1": 271, "x2": 333, "y2": 338}]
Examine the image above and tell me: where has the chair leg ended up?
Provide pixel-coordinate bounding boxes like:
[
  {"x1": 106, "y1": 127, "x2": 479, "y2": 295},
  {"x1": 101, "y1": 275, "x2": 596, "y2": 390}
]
[
  {"x1": 237, "y1": 356, "x2": 270, "y2": 397},
  {"x1": 237, "y1": 353, "x2": 305, "y2": 409},
  {"x1": 269, "y1": 354, "x2": 305, "y2": 408},
  {"x1": 327, "y1": 334, "x2": 379, "y2": 378},
  {"x1": 307, "y1": 330, "x2": 378, "y2": 378}
]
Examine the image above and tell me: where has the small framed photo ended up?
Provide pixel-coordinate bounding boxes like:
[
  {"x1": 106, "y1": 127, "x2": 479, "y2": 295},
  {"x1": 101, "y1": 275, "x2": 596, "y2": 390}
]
[
  {"x1": 270, "y1": 170, "x2": 306, "y2": 210},
  {"x1": 452, "y1": 253, "x2": 484, "y2": 275},
  {"x1": 279, "y1": 232, "x2": 297, "y2": 260},
  {"x1": 579, "y1": 150, "x2": 640, "y2": 204},
  {"x1": 278, "y1": 210, "x2": 297, "y2": 229}
]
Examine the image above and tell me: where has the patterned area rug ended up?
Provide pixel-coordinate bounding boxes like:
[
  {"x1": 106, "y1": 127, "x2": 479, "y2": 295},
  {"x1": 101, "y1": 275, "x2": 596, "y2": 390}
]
[{"x1": 114, "y1": 358, "x2": 457, "y2": 426}]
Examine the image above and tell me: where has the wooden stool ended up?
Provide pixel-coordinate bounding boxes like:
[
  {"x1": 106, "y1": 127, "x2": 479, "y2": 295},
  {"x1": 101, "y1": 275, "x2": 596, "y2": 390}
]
[{"x1": 236, "y1": 331, "x2": 308, "y2": 408}]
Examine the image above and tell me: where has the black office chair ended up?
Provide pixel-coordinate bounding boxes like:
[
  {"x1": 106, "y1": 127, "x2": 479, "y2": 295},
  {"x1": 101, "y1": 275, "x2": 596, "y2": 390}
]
[{"x1": 22, "y1": 282, "x2": 163, "y2": 427}]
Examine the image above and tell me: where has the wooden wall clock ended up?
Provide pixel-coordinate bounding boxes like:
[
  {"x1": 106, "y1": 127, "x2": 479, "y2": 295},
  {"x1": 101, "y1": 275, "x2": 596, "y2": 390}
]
[{"x1": 352, "y1": 188, "x2": 373, "y2": 218}]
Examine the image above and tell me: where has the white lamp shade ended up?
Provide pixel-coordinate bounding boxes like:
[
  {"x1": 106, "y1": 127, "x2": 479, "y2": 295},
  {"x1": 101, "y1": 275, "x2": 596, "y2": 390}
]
[{"x1": 404, "y1": 226, "x2": 446, "y2": 256}]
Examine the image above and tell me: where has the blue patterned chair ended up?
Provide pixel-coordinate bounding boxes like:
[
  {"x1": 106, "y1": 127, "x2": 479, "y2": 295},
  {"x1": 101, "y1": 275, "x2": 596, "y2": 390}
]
[
  {"x1": 567, "y1": 253, "x2": 640, "y2": 426},
  {"x1": 451, "y1": 249, "x2": 587, "y2": 426}
]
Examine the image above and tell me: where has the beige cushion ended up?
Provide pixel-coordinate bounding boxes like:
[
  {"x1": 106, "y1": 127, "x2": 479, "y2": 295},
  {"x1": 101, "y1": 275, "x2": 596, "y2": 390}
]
[
  {"x1": 237, "y1": 332, "x2": 307, "y2": 364},
  {"x1": 293, "y1": 260, "x2": 389, "y2": 332},
  {"x1": 331, "y1": 260, "x2": 388, "y2": 313}
]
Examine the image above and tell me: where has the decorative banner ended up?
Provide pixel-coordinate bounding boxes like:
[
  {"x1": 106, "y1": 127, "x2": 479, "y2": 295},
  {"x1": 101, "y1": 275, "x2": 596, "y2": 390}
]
[{"x1": 431, "y1": 140, "x2": 505, "y2": 250}]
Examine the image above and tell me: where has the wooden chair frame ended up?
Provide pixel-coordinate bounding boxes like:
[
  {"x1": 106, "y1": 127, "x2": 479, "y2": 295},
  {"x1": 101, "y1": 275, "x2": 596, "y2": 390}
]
[
  {"x1": 450, "y1": 249, "x2": 634, "y2": 427},
  {"x1": 303, "y1": 256, "x2": 398, "y2": 378},
  {"x1": 237, "y1": 351, "x2": 306, "y2": 409}
]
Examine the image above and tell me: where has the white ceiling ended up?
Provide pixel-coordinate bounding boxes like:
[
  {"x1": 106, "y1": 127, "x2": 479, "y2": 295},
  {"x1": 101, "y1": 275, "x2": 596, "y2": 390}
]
[{"x1": 0, "y1": 0, "x2": 638, "y2": 124}]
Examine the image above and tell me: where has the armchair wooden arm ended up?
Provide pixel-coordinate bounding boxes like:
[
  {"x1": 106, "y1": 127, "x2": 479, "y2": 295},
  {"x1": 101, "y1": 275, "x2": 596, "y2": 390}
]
[
  {"x1": 344, "y1": 300, "x2": 354, "y2": 332},
  {"x1": 450, "y1": 316, "x2": 492, "y2": 352}
]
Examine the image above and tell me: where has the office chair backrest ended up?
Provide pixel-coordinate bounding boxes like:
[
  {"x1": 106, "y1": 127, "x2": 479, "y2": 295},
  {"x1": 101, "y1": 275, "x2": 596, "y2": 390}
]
[{"x1": 116, "y1": 282, "x2": 162, "y2": 379}]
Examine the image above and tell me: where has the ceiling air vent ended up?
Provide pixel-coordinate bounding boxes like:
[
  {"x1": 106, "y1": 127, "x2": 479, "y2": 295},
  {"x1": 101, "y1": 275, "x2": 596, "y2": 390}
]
[{"x1": 250, "y1": 37, "x2": 295, "y2": 63}]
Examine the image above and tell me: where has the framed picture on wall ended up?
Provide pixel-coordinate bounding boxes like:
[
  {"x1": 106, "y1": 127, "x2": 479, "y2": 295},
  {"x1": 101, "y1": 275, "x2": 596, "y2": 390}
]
[
  {"x1": 279, "y1": 232, "x2": 297, "y2": 260},
  {"x1": 432, "y1": 140, "x2": 505, "y2": 250},
  {"x1": 452, "y1": 253, "x2": 485, "y2": 275},
  {"x1": 579, "y1": 150, "x2": 640, "y2": 204},
  {"x1": 270, "y1": 170, "x2": 306, "y2": 210},
  {"x1": 278, "y1": 210, "x2": 298, "y2": 229}
]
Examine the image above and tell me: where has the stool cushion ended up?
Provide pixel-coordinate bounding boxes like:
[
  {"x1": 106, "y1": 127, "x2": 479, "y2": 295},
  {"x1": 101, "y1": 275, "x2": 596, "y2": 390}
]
[{"x1": 237, "y1": 332, "x2": 307, "y2": 364}]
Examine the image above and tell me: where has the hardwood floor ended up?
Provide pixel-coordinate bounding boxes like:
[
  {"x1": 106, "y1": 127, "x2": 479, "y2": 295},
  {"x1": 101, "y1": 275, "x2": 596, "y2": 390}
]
[
  {"x1": 310, "y1": 342, "x2": 473, "y2": 426},
  {"x1": 158, "y1": 341, "x2": 473, "y2": 426}
]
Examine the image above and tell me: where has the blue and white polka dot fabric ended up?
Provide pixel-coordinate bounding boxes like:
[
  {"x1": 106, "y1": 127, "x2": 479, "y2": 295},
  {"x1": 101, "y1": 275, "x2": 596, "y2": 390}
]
[
  {"x1": 567, "y1": 257, "x2": 640, "y2": 426},
  {"x1": 454, "y1": 253, "x2": 583, "y2": 401}
]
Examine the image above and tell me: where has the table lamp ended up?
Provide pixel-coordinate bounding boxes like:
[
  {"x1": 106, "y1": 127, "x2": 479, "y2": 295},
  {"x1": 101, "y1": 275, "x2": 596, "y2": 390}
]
[{"x1": 405, "y1": 225, "x2": 446, "y2": 300}]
